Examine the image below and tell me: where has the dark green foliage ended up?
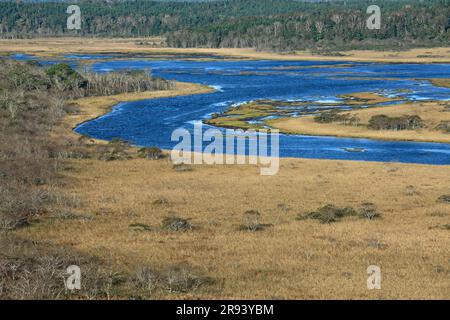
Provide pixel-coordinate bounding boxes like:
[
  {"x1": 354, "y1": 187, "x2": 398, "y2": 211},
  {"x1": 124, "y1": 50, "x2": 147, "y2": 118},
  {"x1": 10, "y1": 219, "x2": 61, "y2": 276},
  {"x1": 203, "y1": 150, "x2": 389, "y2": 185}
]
[
  {"x1": 0, "y1": 0, "x2": 449, "y2": 50},
  {"x1": 46, "y1": 63, "x2": 87, "y2": 91},
  {"x1": 368, "y1": 114, "x2": 424, "y2": 130}
]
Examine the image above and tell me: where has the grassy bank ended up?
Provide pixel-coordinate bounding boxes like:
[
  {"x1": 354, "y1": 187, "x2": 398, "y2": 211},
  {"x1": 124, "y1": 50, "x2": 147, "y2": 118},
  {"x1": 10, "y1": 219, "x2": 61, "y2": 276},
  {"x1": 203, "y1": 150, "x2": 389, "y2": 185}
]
[
  {"x1": 62, "y1": 81, "x2": 214, "y2": 143},
  {"x1": 269, "y1": 101, "x2": 450, "y2": 144}
]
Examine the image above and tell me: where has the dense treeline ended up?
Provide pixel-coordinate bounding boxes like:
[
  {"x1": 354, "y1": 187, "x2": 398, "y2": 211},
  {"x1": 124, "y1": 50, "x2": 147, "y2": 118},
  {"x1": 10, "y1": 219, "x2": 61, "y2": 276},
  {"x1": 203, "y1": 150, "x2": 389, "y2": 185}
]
[{"x1": 0, "y1": 0, "x2": 449, "y2": 50}]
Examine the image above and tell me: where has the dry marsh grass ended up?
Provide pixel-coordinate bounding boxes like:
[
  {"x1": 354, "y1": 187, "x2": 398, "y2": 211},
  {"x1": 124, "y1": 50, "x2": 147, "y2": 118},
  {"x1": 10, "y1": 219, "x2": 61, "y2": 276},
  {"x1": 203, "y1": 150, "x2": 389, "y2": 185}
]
[
  {"x1": 15, "y1": 157, "x2": 450, "y2": 299},
  {"x1": 270, "y1": 101, "x2": 450, "y2": 143},
  {"x1": 2, "y1": 38, "x2": 450, "y2": 63}
]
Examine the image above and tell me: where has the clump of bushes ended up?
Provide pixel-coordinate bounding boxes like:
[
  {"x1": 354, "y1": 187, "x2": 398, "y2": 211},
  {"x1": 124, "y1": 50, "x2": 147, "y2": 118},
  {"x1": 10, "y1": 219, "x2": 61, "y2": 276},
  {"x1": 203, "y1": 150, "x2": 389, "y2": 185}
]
[
  {"x1": 161, "y1": 215, "x2": 192, "y2": 232},
  {"x1": 314, "y1": 110, "x2": 360, "y2": 126},
  {"x1": 138, "y1": 147, "x2": 164, "y2": 160},
  {"x1": 0, "y1": 236, "x2": 122, "y2": 299},
  {"x1": 133, "y1": 265, "x2": 214, "y2": 295},
  {"x1": 46, "y1": 63, "x2": 87, "y2": 92},
  {"x1": 436, "y1": 121, "x2": 450, "y2": 133},
  {"x1": 239, "y1": 210, "x2": 272, "y2": 232},
  {"x1": 297, "y1": 203, "x2": 381, "y2": 224},
  {"x1": 152, "y1": 197, "x2": 169, "y2": 206},
  {"x1": 297, "y1": 204, "x2": 357, "y2": 223},
  {"x1": 368, "y1": 114, "x2": 424, "y2": 130},
  {"x1": 0, "y1": 235, "x2": 214, "y2": 299},
  {"x1": 81, "y1": 69, "x2": 174, "y2": 97},
  {"x1": 98, "y1": 138, "x2": 131, "y2": 161},
  {"x1": 358, "y1": 202, "x2": 381, "y2": 220},
  {"x1": 438, "y1": 195, "x2": 450, "y2": 203}
]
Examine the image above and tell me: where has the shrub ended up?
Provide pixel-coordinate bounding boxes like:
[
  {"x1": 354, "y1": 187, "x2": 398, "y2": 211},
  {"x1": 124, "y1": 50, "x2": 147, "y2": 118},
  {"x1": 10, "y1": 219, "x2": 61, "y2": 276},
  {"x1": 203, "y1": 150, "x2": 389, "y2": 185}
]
[
  {"x1": 46, "y1": 63, "x2": 87, "y2": 91},
  {"x1": 438, "y1": 195, "x2": 450, "y2": 203},
  {"x1": 165, "y1": 267, "x2": 213, "y2": 293},
  {"x1": 435, "y1": 121, "x2": 450, "y2": 133},
  {"x1": 129, "y1": 223, "x2": 155, "y2": 232},
  {"x1": 240, "y1": 210, "x2": 272, "y2": 231},
  {"x1": 98, "y1": 138, "x2": 131, "y2": 161},
  {"x1": 153, "y1": 197, "x2": 169, "y2": 206},
  {"x1": 358, "y1": 202, "x2": 381, "y2": 220},
  {"x1": 297, "y1": 203, "x2": 380, "y2": 223},
  {"x1": 297, "y1": 204, "x2": 357, "y2": 224},
  {"x1": 138, "y1": 147, "x2": 164, "y2": 160},
  {"x1": 0, "y1": 236, "x2": 122, "y2": 299},
  {"x1": 161, "y1": 216, "x2": 192, "y2": 232}
]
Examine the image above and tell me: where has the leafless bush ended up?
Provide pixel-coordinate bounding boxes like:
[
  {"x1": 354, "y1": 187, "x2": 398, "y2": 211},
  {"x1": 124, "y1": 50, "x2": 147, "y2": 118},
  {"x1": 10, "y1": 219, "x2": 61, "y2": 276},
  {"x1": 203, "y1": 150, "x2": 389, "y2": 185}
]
[
  {"x1": 240, "y1": 210, "x2": 272, "y2": 231},
  {"x1": 161, "y1": 215, "x2": 192, "y2": 232},
  {"x1": 0, "y1": 236, "x2": 122, "y2": 299}
]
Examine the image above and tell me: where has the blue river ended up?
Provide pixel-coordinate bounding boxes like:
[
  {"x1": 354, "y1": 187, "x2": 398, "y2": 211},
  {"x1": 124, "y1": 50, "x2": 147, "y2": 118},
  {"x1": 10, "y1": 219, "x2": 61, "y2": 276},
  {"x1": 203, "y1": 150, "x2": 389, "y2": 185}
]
[{"x1": 15, "y1": 54, "x2": 450, "y2": 164}]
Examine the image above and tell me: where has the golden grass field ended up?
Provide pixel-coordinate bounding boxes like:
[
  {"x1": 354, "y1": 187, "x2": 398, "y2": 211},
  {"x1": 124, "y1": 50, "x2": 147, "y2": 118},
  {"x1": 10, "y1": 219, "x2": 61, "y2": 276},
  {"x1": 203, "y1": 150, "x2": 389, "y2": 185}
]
[
  {"x1": 269, "y1": 100, "x2": 450, "y2": 143},
  {"x1": 4, "y1": 40, "x2": 450, "y2": 299},
  {"x1": 16, "y1": 154, "x2": 450, "y2": 299},
  {"x1": 2, "y1": 37, "x2": 450, "y2": 63}
]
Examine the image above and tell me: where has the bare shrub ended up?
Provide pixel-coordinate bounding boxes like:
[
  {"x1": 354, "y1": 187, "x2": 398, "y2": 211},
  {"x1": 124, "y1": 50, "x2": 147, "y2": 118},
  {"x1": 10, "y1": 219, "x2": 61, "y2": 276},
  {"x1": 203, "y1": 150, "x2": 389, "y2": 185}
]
[
  {"x1": 133, "y1": 265, "x2": 214, "y2": 296},
  {"x1": 358, "y1": 202, "x2": 381, "y2": 220},
  {"x1": 0, "y1": 236, "x2": 122, "y2": 299},
  {"x1": 153, "y1": 197, "x2": 169, "y2": 206},
  {"x1": 438, "y1": 195, "x2": 450, "y2": 203},
  {"x1": 165, "y1": 266, "x2": 213, "y2": 293},
  {"x1": 161, "y1": 215, "x2": 192, "y2": 232},
  {"x1": 138, "y1": 147, "x2": 164, "y2": 160},
  {"x1": 240, "y1": 210, "x2": 272, "y2": 231},
  {"x1": 297, "y1": 204, "x2": 357, "y2": 224},
  {"x1": 98, "y1": 138, "x2": 131, "y2": 161},
  {"x1": 297, "y1": 203, "x2": 380, "y2": 223}
]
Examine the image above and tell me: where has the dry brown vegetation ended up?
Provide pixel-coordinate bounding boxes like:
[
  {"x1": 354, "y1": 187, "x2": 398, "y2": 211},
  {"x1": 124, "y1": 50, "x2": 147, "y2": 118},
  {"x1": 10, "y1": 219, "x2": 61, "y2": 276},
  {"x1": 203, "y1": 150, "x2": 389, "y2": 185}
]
[
  {"x1": 2, "y1": 38, "x2": 450, "y2": 63},
  {"x1": 14, "y1": 156, "x2": 450, "y2": 299}
]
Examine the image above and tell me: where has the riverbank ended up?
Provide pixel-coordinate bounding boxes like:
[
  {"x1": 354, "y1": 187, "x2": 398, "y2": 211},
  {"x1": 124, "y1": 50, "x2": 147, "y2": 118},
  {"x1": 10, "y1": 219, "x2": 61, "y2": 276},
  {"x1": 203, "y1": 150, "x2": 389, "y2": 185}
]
[
  {"x1": 59, "y1": 81, "x2": 215, "y2": 143},
  {"x1": 2, "y1": 38, "x2": 450, "y2": 63}
]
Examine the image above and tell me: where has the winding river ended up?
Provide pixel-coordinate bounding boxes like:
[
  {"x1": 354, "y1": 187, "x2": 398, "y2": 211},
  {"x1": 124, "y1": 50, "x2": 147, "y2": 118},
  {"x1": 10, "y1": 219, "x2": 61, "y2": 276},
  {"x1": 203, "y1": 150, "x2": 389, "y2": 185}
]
[{"x1": 16, "y1": 54, "x2": 450, "y2": 164}]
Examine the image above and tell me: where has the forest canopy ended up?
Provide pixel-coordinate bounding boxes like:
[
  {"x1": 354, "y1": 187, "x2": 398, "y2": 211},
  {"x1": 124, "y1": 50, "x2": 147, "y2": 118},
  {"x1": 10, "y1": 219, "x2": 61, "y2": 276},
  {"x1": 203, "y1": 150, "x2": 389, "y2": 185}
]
[{"x1": 0, "y1": 0, "x2": 449, "y2": 51}]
